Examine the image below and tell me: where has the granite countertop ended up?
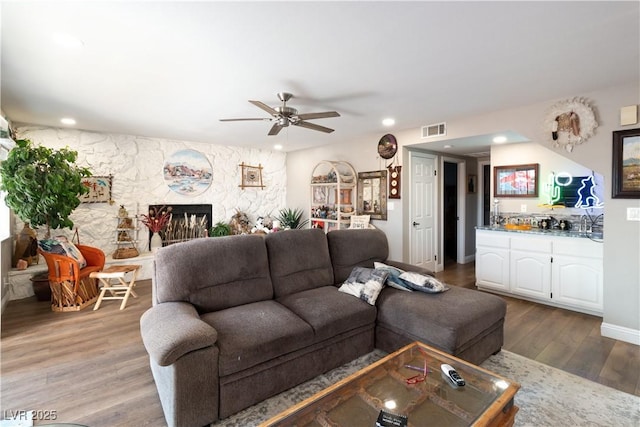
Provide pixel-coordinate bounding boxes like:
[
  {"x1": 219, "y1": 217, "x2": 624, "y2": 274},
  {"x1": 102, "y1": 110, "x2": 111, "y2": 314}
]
[{"x1": 476, "y1": 225, "x2": 603, "y2": 240}]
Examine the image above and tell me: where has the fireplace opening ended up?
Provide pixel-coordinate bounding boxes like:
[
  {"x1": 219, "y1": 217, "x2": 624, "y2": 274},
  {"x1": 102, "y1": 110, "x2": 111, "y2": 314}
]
[{"x1": 148, "y1": 204, "x2": 212, "y2": 249}]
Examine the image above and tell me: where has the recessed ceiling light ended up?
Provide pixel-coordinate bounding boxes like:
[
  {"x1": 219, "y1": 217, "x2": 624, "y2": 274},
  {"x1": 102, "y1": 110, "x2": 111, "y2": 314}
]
[
  {"x1": 60, "y1": 118, "x2": 76, "y2": 125},
  {"x1": 273, "y1": 144, "x2": 283, "y2": 151},
  {"x1": 493, "y1": 136, "x2": 507, "y2": 143},
  {"x1": 443, "y1": 144, "x2": 453, "y2": 149},
  {"x1": 382, "y1": 118, "x2": 395, "y2": 127},
  {"x1": 53, "y1": 32, "x2": 84, "y2": 49}
]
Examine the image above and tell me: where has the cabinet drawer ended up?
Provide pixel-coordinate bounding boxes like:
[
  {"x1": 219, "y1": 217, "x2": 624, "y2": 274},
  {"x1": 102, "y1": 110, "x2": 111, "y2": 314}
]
[
  {"x1": 554, "y1": 239, "x2": 603, "y2": 258},
  {"x1": 476, "y1": 231, "x2": 510, "y2": 249},
  {"x1": 511, "y1": 237, "x2": 552, "y2": 253}
]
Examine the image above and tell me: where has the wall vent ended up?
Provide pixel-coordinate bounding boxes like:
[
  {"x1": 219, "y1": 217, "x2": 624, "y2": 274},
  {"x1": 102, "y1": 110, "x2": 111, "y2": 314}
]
[{"x1": 422, "y1": 122, "x2": 446, "y2": 138}]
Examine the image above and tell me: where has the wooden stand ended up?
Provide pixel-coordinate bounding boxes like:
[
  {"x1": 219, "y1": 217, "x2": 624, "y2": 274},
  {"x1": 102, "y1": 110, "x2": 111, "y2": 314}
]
[{"x1": 91, "y1": 265, "x2": 141, "y2": 310}]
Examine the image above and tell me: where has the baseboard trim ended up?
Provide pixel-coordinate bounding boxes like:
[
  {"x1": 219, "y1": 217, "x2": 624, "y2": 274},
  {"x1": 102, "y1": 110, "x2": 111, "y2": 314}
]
[{"x1": 601, "y1": 322, "x2": 640, "y2": 346}]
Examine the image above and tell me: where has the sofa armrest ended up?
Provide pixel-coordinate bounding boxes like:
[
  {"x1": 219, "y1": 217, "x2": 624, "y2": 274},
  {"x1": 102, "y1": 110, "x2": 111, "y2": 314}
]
[
  {"x1": 140, "y1": 302, "x2": 218, "y2": 366},
  {"x1": 384, "y1": 260, "x2": 434, "y2": 276}
]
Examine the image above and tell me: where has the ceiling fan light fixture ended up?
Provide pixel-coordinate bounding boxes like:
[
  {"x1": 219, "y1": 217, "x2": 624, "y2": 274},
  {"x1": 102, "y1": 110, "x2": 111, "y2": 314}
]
[{"x1": 220, "y1": 92, "x2": 339, "y2": 135}]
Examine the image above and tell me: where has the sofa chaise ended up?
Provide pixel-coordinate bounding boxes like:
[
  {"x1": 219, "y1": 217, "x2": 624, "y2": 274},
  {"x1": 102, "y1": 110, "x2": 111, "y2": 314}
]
[{"x1": 140, "y1": 228, "x2": 506, "y2": 426}]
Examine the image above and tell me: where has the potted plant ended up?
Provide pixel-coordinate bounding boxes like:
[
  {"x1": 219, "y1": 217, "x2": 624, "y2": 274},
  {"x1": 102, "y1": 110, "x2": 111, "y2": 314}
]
[
  {"x1": 209, "y1": 221, "x2": 232, "y2": 237},
  {"x1": 0, "y1": 139, "x2": 91, "y2": 270},
  {"x1": 277, "y1": 208, "x2": 309, "y2": 230}
]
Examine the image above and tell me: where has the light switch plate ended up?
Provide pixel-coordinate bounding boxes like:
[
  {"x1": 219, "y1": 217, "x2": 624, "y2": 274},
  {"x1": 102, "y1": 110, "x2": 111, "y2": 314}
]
[
  {"x1": 520, "y1": 204, "x2": 527, "y2": 213},
  {"x1": 627, "y1": 207, "x2": 640, "y2": 221},
  {"x1": 621, "y1": 105, "x2": 638, "y2": 126}
]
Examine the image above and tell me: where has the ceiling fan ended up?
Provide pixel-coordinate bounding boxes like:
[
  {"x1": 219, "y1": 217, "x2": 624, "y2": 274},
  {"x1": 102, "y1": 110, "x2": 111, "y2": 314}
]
[{"x1": 220, "y1": 92, "x2": 340, "y2": 136}]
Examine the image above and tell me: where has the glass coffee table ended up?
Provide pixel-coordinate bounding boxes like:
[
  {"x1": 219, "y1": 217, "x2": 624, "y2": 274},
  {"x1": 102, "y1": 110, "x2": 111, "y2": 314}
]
[{"x1": 261, "y1": 341, "x2": 519, "y2": 427}]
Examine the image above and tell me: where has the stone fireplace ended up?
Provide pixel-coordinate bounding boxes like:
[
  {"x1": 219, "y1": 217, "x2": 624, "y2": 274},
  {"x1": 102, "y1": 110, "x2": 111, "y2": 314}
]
[{"x1": 148, "y1": 204, "x2": 212, "y2": 249}]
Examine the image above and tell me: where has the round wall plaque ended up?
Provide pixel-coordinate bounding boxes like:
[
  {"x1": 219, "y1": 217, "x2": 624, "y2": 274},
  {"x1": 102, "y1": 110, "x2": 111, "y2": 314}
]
[
  {"x1": 378, "y1": 134, "x2": 398, "y2": 159},
  {"x1": 163, "y1": 149, "x2": 212, "y2": 196}
]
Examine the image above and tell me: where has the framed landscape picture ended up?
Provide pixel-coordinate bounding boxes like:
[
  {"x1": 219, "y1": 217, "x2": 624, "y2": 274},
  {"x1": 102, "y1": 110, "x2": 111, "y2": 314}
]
[
  {"x1": 612, "y1": 128, "x2": 640, "y2": 198},
  {"x1": 494, "y1": 164, "x2": 538, "y2": 197}
]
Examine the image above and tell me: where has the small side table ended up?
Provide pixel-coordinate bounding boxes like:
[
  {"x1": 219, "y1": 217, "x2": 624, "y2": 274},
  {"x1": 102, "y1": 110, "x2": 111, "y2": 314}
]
[{"x1": 90, "y1": 265, "x2": 141, "y2": 310}]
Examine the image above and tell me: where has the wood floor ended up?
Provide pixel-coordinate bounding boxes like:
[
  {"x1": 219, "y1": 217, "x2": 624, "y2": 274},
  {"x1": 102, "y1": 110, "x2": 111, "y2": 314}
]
[
  {"x1": 1, "y1": 263, "x2": 638, "y2": 426},
  {"x1": 435, "y1": 262, "x2": 640, "y2": 396}
]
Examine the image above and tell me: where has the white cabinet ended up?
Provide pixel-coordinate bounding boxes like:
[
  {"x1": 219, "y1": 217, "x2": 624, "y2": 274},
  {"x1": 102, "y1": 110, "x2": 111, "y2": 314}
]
[
  {"x1": 476, "y1": 232, "x2": 510, "y2": 291},
  {"x1": 476, "y1": 229, "x2": 603, "y2": 315},
  {"x1": 552, "y1": 239, "x2": 603, "y2": 313},
  {"x1": 510, "y1": 237, "x2": 552, "y2": 299},
  {"x1": 310, "y1": 161, "x2": 357, "y2": 233}
]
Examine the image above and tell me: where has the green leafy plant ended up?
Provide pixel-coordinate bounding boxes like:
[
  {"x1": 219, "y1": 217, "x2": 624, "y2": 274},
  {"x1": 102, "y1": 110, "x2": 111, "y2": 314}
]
[
  {"x1": 0, "y1": 139, "x2": 91, "y2": 237},
  {"x1": 277, "y1": 208, "x2": 309, "y2": 230},
  {"x1": 209, "y1": 221, "x2": 232, "y2": 237}
]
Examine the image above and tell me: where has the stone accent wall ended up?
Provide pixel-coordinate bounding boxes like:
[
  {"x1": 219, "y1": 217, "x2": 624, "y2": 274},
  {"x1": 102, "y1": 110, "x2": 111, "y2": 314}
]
[{"x1": 13, "y1": 126, "x2": 287, "y2": 255}]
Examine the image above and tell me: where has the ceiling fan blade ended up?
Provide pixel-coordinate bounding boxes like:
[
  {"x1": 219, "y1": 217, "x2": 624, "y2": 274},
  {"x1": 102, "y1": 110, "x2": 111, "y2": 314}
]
[
  {"x1": 219, "y1": 118, "x2": 272, "y2": 122},
  {"x1": 295, "y1": 120, "x2": 335, "y2": 133},
  {"x1": 268, "y1": 122, "x2": 284, "y2": 136},
  {"x1": 296, "y1": 111, "x2": 340, "y2": 120},
  {"x1": 249, "y1": 100, "x2": 279, "y2": 116}
]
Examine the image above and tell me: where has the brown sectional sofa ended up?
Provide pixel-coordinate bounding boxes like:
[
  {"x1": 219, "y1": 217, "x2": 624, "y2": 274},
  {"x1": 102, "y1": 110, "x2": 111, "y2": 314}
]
[{"x1": 140, "y1": 228, "x2": 506, "y2": 427}]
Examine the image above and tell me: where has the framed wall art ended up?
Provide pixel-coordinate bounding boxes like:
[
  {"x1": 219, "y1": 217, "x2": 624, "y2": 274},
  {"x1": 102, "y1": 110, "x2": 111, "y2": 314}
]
[
  {"x1": 164, "y1": 149, "x2": 212, "y2": 196},
  {"x1": 467, "y1": 174, "x2": 477, "y2": 194},
  {"x1": 239, "y1": 162, "x2": 265, "y2": 189},
  {"x1": 80, "y1": 175, "x2": 113, "y2": 204},
  {"x1": 494, "y1": 164, "x2": 538, "y2": 198},
  {"x1": 612, "y1": 128, "x2": 640, "y2": 199}
]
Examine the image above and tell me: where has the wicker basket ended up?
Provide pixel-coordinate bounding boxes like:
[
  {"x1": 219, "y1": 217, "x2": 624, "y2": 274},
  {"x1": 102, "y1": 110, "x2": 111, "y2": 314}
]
[{"x1": 112, "y1": 247, "x2": 139, "y2": 259}]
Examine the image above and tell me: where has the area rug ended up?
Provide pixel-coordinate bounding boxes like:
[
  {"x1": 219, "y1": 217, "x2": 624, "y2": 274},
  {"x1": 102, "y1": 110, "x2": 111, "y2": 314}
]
[{"x1": 213, "y1": 349, "x2": 640, "y2": 427}]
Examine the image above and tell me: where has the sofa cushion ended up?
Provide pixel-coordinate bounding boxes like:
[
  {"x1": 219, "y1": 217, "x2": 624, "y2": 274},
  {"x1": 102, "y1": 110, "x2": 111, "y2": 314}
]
[
  {"x1": 376, "y1": 286, "x2": 506, "y2": 352},
  {"x1": 327, "y1": 229, "x2": 389, "y2": 283},
  {"x1": 277, "y1": 286, "x2": 377, "y2": 342},
  {"x1": 266, "y1": 229, "x2": 334, "y2": 298},
  {"x1": 153, "y1": 235, "x2": 273, "y2": 313},
  {"x1": 201, "y1": 300, "x2": 314, "y2": 376}
]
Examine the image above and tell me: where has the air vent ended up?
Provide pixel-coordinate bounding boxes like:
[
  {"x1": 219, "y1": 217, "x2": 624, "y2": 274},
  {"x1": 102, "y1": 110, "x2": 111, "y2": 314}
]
[{"x1": 422, "y1": 122, "x2": 446, "y2": 138}]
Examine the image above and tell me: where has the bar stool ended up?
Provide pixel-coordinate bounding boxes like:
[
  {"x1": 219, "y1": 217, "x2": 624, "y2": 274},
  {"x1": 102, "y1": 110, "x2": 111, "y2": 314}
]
[{"x1": 91, "y1": 265, "x2": 141, "y2": 310}]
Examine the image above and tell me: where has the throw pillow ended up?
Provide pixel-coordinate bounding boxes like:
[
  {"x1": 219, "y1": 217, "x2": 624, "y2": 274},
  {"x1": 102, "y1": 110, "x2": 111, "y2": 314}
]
[
  {"x1": 373, "y1": 262, "x2": 413, "y2": 292},
  {"x1": 39, "y1": 237, "x2": 88, "y2": 269},
  {"x1": 398, "y1": 271, "x2": 449, "y2": 293},
  {"x1": 339, "y1": 266, "x2": 388, "y2": 305},
  {"x1": 349, "y1": 215, "x2": 370, "y2": 229}
]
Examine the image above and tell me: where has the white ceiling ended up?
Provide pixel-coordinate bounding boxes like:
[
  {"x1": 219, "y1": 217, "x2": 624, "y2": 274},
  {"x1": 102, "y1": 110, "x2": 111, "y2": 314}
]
[{"x1": 1, "y1": 1, "x2": 638, "y2": 155}]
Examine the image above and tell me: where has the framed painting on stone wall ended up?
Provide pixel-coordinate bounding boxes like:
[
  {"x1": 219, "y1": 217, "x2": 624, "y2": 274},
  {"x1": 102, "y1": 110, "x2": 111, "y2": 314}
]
[
  {"x1": 80, "y1": 175, "x2": 113, "y2": 204},
  {"x1": 239, "y1": 162, "x2": 265, "y2": 189}
]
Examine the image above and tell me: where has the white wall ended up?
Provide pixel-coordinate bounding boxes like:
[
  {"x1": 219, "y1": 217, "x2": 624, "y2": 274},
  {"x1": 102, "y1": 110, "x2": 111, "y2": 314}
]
[
  {"x1": 12, "y1": 126, "x2": 287, "y2": 253},
  {"x1": 288, "y1": 82, "x2": 640, "y2": 343}
]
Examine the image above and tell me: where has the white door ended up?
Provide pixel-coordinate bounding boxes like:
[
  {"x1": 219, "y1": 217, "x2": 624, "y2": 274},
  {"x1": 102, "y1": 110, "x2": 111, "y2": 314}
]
[{"x1": 409, "y1": 151, "x2": 437, "y2": 271}]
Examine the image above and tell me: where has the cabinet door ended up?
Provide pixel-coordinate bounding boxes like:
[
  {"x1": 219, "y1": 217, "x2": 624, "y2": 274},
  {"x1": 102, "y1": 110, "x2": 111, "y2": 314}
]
[
  {"x1": 552, "y1": 255, "x2": 603, "y2": 313},
  {"x1": 510, "y1": 250, "x2": 551, "y2": 299},
  {"x1": 476, "y1": 247, "x2": 510, "y2": 291}
]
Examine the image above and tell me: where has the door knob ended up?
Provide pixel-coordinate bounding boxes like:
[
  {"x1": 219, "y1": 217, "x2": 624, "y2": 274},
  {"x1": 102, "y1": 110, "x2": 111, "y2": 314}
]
[{"x1": 413, "y1": 221, "x2": 420, "y2": 226}]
